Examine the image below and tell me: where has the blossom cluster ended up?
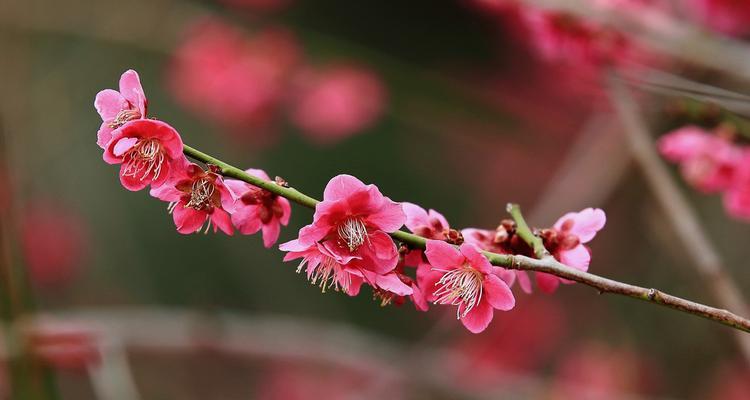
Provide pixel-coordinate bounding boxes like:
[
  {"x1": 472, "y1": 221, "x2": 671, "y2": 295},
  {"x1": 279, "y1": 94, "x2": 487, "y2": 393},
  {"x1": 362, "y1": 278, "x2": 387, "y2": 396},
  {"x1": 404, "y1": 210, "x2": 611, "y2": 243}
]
[
  {"x1": 168, "y1": 19, "x2": 386, "y2": 146},
  {"x1": 96, "y1": 70, "x2": 605, "y2": 333},
  {"x1": 658, "y1": 125, "x2": 750, "y2": 221}
]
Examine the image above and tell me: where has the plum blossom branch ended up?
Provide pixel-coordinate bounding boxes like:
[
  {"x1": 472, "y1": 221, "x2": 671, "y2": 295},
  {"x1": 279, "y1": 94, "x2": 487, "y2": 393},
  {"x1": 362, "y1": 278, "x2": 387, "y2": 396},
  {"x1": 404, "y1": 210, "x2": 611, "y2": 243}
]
[
  {"x1": 181, "y1": 144, "x2": 750, "y2": 334},
  {"x1": 506, "y1": 203, "x2": 549, "y2": 259}
]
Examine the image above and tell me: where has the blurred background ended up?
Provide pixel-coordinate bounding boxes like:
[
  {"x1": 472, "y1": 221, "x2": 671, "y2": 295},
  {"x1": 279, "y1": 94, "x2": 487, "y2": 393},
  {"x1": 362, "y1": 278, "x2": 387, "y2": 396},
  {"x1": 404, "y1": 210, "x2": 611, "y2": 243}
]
[{"x1": 1, "y1": 0, "x2": 750, "y2": 398}]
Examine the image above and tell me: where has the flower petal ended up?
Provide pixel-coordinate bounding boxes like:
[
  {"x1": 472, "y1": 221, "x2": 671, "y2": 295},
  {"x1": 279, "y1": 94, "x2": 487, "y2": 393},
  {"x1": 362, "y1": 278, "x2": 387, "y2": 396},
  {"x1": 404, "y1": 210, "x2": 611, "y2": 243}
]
[
  {"x1": 460, "y1": 299, "x2": 494, "y2": 334},
  {"x1": 484, "y1": 274, "x2": 515, "y2": 311},
  {"x1": 460, "y1": 243, "x2": 492, "y2": 274},
  {"x1": 425, "y1": 240, "x2": 464, "y2": 271},
  {"x1": 323, "y1": 174, "x2": 366, "y2": 201},
  {"x1": 559, "y1": 244, "x2": 591, "y2": 271}
]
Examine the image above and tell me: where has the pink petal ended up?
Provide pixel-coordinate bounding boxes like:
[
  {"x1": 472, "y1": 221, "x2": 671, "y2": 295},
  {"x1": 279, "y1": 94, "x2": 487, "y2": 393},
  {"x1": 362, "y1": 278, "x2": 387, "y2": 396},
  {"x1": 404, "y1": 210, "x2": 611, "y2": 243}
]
[
  {"x1": 373, "y1": 273, "x2": 413, "y2": 296},
  {"x1": 278, "y1": 197, "x2": 292, "y2": 225},
  {"x1": 559, "y1": 244, "x2": 591, "y2": 271},
  {"x1": 484, "y1": 274, "x2": 515, "y2": 311},
  {"x1": 118, "y1": 167, "x2": 150, "y2": 192},
  {"x1": 358, "y1": 230, "x2": 399, "y2": 274},
  {"x1": 223, "y1": 179, "x2": 249, "y2": 199},
  {"x1": 211, "y1": 209, "x2": 234, "y2": 235},
  {"x1": 368, "y1": 199, "x2": 406, "y2": 233},
  {"x1": 424, "y1": 240, "x2": 464, "y2": 271},
  {"x1": 556, "y1": 208, "x2": 606, "y2": 243},
  {"x1": 460, "y1": 299, "x2": 494, "y2": 334},
  {"x1": 94, "y1": 89, "x2": 126, "y2": 120},
  {"x1": 460, "y1": 243, "x2": 492, "y2": 274},
  {"x1": 261, "y1": 221, "x2": 281, "y2": 248},
  {"x1": 231, "y1": 205, "x2": 262, "y2": 235},
  {"x1": 402, "y1": 202, "x2": 430, "y2": 231},
  {"x1": 536, "y1": 272, "x2": 560, "y2": 293},
  {"x1": 96, "y1": 124, "x2": 114, "y2": 149},
  {"x1": 323, "y1": 174, "x2": 366, "y2": 201},
  {"x1": 245, "y1": 168, "x2": 271, "y2": 181},
  {"x1": 516, "y1": 270, "x2": 533, "y2": 294},
  {"x1": 113, "y1": 137, "x2": 138, "y2": 157},
  {"x1": 410, "y1": 284, "x2": 429, "y2": 312},
  {"x1": 657, "y1": 125, "x2": 711, "y2": 162},
  {"x1": 279, "y1": 238, "x2": 310, "y2": 252},
  {"x1": 428, "y1": 209, "x2": 450, "y2": 231},
  {"x1": 118, "y1": 69, "x2": 147, "y2": 114},
  {"x1": 173, "y1": 206, "x2": 207, "y2": 234}
]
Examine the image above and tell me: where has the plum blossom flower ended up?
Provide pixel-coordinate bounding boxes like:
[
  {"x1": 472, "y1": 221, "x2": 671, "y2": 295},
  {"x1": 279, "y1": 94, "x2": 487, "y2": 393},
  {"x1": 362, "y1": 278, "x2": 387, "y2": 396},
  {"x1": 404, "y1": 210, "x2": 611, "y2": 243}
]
[
  {"x1": 521, "y1": 8, "x2": 631, "y2": 67},
  {"x1": 722, "y1": 151, "x2": 750, "y2": 221},
  {"x1": 224, "y1": 169, "x2": 291, "y2": 247},
  {"x1": 168, "y1": 19, "x2": 301, "y2": 141},
  {"x1": 537, "y1": 208, "x2": 606, "y2": 293},
  {"x1": 658, "y1": 125, "x2": 742, "y2": 193},
  {"x1": 280, "y1": 233, "x2": 412, "y2": 297},
  {"x1": 686, "y1": 0, "x2": 750, "y2": 37},
  {"x1": 279, "y1": 174, "x2": 409, "y2": 296},
  {"x1": 102, "y1": 119, "x2": 186, "y2": 191},
  {"x1": 151, "y1": 163, "x2": 235, "y2": 235},
  {"x1": 21, "y1": 202, "x2": 88, "y2": 289},
  {"x1": 289, "y1": 65, "x2": 386, "y2": 144},
  {"x1": 424, "y1": 241, "x2": 515, "y2": 333},
  {"x1": 94, "y1": 69, "x2": 147, "y2": 148},
  {"x1": 401, "y1": 202, "x2": 452, "y2": 268},
  {"x1": 462, "y1": 224, "x2": 533, "y2": 293}
]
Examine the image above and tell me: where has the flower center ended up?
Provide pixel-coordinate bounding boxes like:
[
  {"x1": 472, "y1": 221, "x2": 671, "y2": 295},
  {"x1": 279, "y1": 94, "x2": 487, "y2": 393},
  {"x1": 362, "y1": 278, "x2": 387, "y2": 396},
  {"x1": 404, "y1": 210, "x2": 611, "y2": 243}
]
[
  {"x1": 337, "y1": 217, "x2": 368, "y2": 251},
  {"x1": 108, "y1": 108, "x2": 142, "y2": 129},
  {"x1": 122, "y1": 138, "x2": 164, "y2": 182},
  {"x1": 185, "y1": 178, "x2": 215, "y2": 211},
  {"x1": 298, "y1": 256, "x2": 350, "y2": 294},
  {"x1": 433, "y1": 265, "x2": 484, "y2": 319}
]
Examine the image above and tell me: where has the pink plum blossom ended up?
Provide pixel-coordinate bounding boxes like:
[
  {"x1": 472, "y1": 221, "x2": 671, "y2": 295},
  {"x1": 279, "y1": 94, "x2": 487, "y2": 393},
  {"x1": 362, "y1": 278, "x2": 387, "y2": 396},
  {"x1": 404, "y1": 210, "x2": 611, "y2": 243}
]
[
  {"x1": 424, "y1": 240, "x2": 515, "y2": 333},
  {"x1": 686, "y1": 0, "x2": 750, "y2": 37},
  {"x1": 151, "y1": 163, "x2": 235, "y2": 235},
  {"x1": 462, "y1": 227, "x2": 533, "y2": 293},
  {"x1": 723, "y1": 151, "x2": 750, "y2": 221},
  {"x1": 658, "y1": 125, "x2": 742, "y2": 193},
  {"x1": 280, "y1": 233, "x2": 412, "y2": 297},
  {"x1": 224, "y1": 169, "x2": 291, "y2": 247},
  {"x1": 102, "y1": 119, "x2": 186, "y2": 191},
  {"x1": 279, "y1": 174, "x2": 409, "y2": 296},
  {"x1": 21, "y1": 202, "x2": 88, "y2": 289},
  {"x1": 401, "y1": 202, "x2": 451, "y2": 269},
  {"x1": 289, "y1": 65, "x2": 386, "y2": 144},
  {"x1": 537, "y1": 208, "x2": 606, "y2": 293},
  {"x1": 94, "y1": 69, "x2": 148, "y2": 148},
  {"x1": 521, "y1": 8, "x2": 631, "y2": 67},
  {"x1": 168, "y1": 19, "x2": 301, "y2": 141}
]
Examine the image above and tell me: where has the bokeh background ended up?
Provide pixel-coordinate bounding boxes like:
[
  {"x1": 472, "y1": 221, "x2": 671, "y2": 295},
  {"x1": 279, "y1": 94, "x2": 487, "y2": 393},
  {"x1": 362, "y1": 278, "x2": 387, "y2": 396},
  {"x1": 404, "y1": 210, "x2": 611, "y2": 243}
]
[{"x1": 1, "y1": 0, "x2": 750, "y2": 398}]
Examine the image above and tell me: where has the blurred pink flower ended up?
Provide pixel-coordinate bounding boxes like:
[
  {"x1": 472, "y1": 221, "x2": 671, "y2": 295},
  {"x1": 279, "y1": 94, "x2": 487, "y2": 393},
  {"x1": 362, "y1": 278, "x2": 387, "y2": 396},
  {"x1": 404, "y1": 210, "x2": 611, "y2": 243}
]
[
  {"x1": 224, "y1": 169, "x2": 291, "y2": 247},
  {"x1": 550, "y1": 342, "x2": 657, "y2": 400},
  {"x1": 537, "y1": 208, "x2": 606, "y2": 293},
  {"x1": 289, "y1": 65, "x2": 386, "y2": 144},
  {"x1": 102, "y1": 119, "x2": 186, "y2": 192},
  {"x1": 151, "y1": 163, "x2": 235, "y2": 235},
  {"x1": 686, "y1": 0, "x2": 750, "y2": 37},
  {"x1": 462, "y1": 226, "x2": 533, "y2": 293},
  {"x1": 94, "y1": 69, "x2": 148, "y2": 148},
  {"x1": 424, "y1": 241, "x2": 515, "y2": 333},
  {"x1": 522, "y1": 8, "x2": 631, "y2": 67},
  {"x1": 723, "y1": 151, "x2": 750, "y2": 220},
  {"x1": 658, "y1": 125, "x2": 742, "y2": 193},
  {"x1": 704, "y1": 362, "x2": 750, "y2": 400},
  {"x1": 168, "y1": 19, "x2": 301, "y2": 142},
  {"x1": 22, "y1": 203, "x2": 88, "y2": 289},
  {"x1": 26, "y1": 321, "x2": 100, "y2": 372}
]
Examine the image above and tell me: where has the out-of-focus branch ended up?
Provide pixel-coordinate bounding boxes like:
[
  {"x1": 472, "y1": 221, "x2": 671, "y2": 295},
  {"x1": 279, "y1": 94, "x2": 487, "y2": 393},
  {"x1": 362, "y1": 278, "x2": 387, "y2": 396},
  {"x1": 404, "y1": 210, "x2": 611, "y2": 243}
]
[
  {"x1": 608, "y1": 73, "x2": 750, "y2": 362},
  {"x1": 183, "y1": 144, "x2": 750, "y2": 334}
]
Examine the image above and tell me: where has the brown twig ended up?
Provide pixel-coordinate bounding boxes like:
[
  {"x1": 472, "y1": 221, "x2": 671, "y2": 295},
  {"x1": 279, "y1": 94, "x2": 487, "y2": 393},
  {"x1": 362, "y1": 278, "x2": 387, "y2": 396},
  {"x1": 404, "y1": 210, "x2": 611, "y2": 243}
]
[{"x1": 608, "y1": 73, "x2": 750, "y2": 360}]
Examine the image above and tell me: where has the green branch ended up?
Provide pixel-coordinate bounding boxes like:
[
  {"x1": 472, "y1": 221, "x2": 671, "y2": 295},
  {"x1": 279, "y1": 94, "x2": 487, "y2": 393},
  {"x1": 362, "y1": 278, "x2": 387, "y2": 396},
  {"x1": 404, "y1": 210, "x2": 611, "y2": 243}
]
[{"x1": 182, "y1": 144, "x2": 750, "y2": 334}]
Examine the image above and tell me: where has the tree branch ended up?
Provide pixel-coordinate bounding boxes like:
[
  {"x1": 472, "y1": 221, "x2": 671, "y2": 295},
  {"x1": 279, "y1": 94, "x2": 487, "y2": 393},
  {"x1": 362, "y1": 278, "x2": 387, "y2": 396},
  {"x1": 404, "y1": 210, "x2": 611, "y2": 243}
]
[{"x1": 182, "y1": 144, "x2": 750, "y2": 334}]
